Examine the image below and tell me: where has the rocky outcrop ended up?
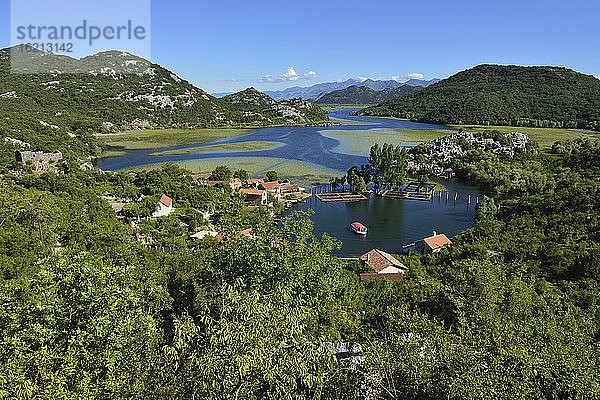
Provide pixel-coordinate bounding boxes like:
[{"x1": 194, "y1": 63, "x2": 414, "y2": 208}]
[{"x1": 408, "y1": 131, "x2": 533, "y2": 175}]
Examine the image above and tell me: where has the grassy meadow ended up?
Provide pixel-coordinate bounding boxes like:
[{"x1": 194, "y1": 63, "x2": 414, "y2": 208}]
[
  {"x1": 97, "y1": 128, "x2": 253, "y2": 150},
  {"x1": 451, "y1": 124, "x2": 600, "y2": 151},
  {"x1": 96, "y1": 150, "x2": 128, "y2": 158},
  {"x1": 146, "y1": 141, "x2": 282, "y2": 156},
  {"x1": 321, "y1": 127, "x2": 455, "y2": 155},
  {"x1": 132, "y1": 156, "x2": 343, "y2": 185}
]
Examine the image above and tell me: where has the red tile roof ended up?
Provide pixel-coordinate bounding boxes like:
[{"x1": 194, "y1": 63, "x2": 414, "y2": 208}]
[
  {"x1": 360, "y1": 249, "x2": 406, "y2": 273},
  {"x1": 280, "y1": 184, "x2": 299, "y2": 191},
  {"x1": 207, "y1": 178, "x2": 241, "y2": 186},
  {"x1": 260, "y1": 181, "x2": 281, "y2": 189},
  {"x1": 239, "y1": 228, "x2": 253, "y2": 238},
  {"x1": 159, "y1": 194, "x2": 172, "y2": 207},
  {"x1": 191, "y1": 173, "x2": 211, "y2": 181},
  {"x1": 240, "y1": 188, "x2": 265, "y2": 196},
  {"x1": 247, "y1": 178, "x2": 264, "y2": 185},
  {"x1": 424, "y1": 234, "x2": 452, "y2": 249},
  {"x1": 216, "y1": 228, "x2": 255, "y2": 241}
]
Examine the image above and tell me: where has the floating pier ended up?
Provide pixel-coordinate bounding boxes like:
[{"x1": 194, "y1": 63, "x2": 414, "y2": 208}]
[
  {"x1": 316, "y1": 192, "x2": 368, "y2": 203},
  {"x1": 379, "y1": 181, "x2": 435, "y2": 201},
  {"x1": 380, "y1": 189, "x2": 432, "y2": 201}
]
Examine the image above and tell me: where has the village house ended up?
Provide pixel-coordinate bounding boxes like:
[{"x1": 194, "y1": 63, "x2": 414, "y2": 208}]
[
  {"x1": 414, "y1": 232, "x2": 452, "y2": 254},
  {"x1": 443, "y1": 168, "x2": 456, "y2": 179},
  {"x1": 359, "y1": 248, "x2": 407, "y2": 281},
  {"x1": 216, "y1": 228, "x2": 256, "y2": 241},
  {"x1": 190, "y1": 230, "x2": 219, "y2": 240},
  {"x1": 259, "y1": 181, "x2": 282, "y2": 198},
  {"x1": 280, "y1": 183, "x2": 299, "y2": 195},
  {"x1": 191, "y1": 173, "x2": 211, "y2": 185},
  {"x1": 240, "y1": 188, "x2": 268, "y2": 206},
  {"x1": 246, "y1": 178, "x2": 265, "y2": 189},
  {"x1": 206, "y1": 178, "x2": 242, "y2": 190},
  {"x1": 152, "y1": 194, "x2": 173, "y2": 218}
]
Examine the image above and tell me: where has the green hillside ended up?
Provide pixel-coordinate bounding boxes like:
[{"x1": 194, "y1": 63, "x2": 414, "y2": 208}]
[
  {"x1": 314, "y1": 84, "x2": 419, "y2": 105},
  {"x1": 0, "y1": 47, "x2": 328, "y2": 157},
  {"x1": 357, "y1": 64, "x2": 600, "y2": 131}
]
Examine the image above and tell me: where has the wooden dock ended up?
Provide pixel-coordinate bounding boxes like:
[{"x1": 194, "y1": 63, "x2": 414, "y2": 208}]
[
  {"x1": 380, "y1": 189, "x2": 432, "y2": 201},
  {"x1": 378, "y1": 182, "x2": 435, "y2": 201},
  {"x1": 316, "y1": 192, "x2": 367, "y2": 203}
]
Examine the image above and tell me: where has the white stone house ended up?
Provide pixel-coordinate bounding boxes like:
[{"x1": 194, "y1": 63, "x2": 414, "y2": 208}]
[{"x1": 152, "y1": 194, "x2": 173, "y2": 217}]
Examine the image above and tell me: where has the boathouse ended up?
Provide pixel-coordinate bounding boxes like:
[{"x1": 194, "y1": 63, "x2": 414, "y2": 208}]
[
  {"x1": 359, "y1": 248, "x2": 407, "y2": 281},
  {"x1": 414, "y1": 232, "x2": 452, "y2": 254}
]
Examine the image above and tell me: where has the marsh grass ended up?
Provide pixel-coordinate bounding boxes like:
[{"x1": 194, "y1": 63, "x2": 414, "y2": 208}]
[
  {"x1": 451, "y1": 124, "x2": 600, "y2": 151},
  {"x1": 97, "y1": 128, "x2": 253, "y2": 150},
  {"x1": 145, "y1": 141, "x2": 282, "y2": 156},
  {"x1": 321, "y1": 127, "x2": 454, "y2": 155},
  {"x1": 131, "y1": 156, "x2": 343, "y2": 185}
]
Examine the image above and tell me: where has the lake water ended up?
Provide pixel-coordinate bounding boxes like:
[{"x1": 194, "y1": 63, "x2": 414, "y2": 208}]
[
  {"x1": 94, "y1": 108, "x2": 454, "y2": 171},
  {"x1": 96, "y1": 109, "x2": 481, "y2": 255},
  {"x1": 289, "y1": 179, "x2": 481, "y2": 257}
]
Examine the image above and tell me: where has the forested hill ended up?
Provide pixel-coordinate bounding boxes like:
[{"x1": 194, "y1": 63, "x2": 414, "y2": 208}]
[
  {"x1": 0, "y1": 47, "x2": 328, "y2": 157},
  {"x1": 314, "y1": 84, "x2": 419, "y2": 105},
  {"x1": 357, "y1": 64, "x2": 600, "y2": 131}
]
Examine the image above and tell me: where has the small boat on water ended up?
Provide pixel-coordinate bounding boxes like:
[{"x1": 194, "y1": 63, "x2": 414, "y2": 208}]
[{"x1": 351, "y1": 222, "x2": 367, "y2": 235}]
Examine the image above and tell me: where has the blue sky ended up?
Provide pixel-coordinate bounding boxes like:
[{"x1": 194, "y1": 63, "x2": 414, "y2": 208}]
[{"x1": 1, "y1": 0, "x2": 599, "y2": 93}]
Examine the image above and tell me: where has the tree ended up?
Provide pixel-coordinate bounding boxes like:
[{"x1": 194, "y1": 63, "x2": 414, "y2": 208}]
[
  {"x1": 233, "y1": 169, "x2": 250, "y2": 181},
  {"x1": 356, "y1": 176, "x2": 367, "y2": 193},
  {"x1": 121, "y1": 196, "x2": 158, "y2": 219},
  {"x1": 265, "y1": 170, "x2": 279, "y2": 182},
  {"x1": 211, "y1": 165, "x2": 232, "y2": 181},
  {"x1": 475, "y1": 195, "x2": 497, "y2": 222},
  {"x1": 347, "y1": 168, "x2": 359, "y2": 190}
]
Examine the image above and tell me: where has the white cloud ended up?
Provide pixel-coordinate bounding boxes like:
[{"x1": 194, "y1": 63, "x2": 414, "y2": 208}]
[
  {"x1": 259, "y1": 67, "x2": 316, "y2": 83},
  {"x1": 303, "y1": 71, "x2": 317, "y2": 80},
  {"x1": 392, "y1": 73, "x2": 425, "y2": 81},
  {"x1": 595, "y1": 74, "x2": 600, "y2": 80},
  {"x1": 222, "y1": 78, "x2": 245, "y2": 82}
]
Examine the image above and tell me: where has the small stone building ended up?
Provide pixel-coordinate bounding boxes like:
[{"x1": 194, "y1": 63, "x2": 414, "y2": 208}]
[
  {"x1": 15, "y1": 150, "x2": 62, "y2": 164},
  {"x1": 414, "y1": 232, "x2": 452, "y2": 254},
  {"x1": 359, "y1": 248, "x2": 407, "y2": 281}
]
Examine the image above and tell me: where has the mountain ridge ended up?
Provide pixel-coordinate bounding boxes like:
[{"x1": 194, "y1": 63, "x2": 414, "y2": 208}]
[
  {"x1": 357, "y1": 64, "x2": 600, "y2": 131},
  {"x1": 314, "y1": 84, "x2": 420, "y2": 105},
  {"x1": 0, "y1": 47, "x2": 328, "y2": 157},
  {"x1": 261, "y1": 77, "x2": 439, "y2": 100}
]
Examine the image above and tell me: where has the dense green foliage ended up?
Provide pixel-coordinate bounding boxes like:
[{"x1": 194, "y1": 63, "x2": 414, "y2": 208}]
[
  {"x1": 358, "y1": 64, "x2": 600, "y2": 131},
  {"x1": 314, "y1": 84, "x2": 419, "y2": 105},
  {"x1": 333, "y1": 143, "x2": 410, "y2": 191},
  {"x1": 3, "y1": 133, "x2": 600, "y2": 398}
]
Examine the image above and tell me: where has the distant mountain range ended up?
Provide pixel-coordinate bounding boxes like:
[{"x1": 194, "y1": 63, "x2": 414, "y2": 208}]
[
  {"x1": 357, "y1": 64, "x2": 600, "y2": 131},
  {"x1": 211, "y1": 78, "x2": 439, "y2": 101},
  {"x1": 0, "y1": 46, "x2": 328, "y2": 157},
  {"x1": 314, "y1": 84, "x2": 421, "y2": 105}
]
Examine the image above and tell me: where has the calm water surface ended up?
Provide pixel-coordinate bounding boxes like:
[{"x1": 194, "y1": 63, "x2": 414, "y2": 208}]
[
  {"x1": 96, "y1": 109, "x2": 481, "y2": 255},
  {"x1": 288, "y1": 179, "x2": 481, "y2": 257},
  {"x1": 94, "y1": 108, "x2": 453, "y2": 171}
]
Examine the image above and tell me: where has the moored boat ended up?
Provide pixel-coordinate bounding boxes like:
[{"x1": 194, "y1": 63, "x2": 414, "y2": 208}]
[{"x1": 351, "y1": 222, "x2": 367, "y2": 235}]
